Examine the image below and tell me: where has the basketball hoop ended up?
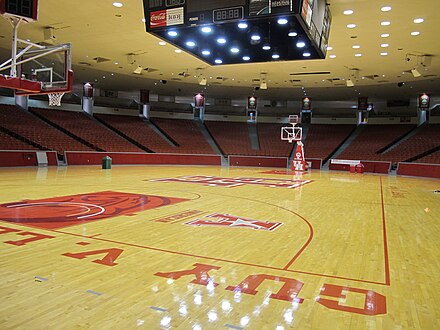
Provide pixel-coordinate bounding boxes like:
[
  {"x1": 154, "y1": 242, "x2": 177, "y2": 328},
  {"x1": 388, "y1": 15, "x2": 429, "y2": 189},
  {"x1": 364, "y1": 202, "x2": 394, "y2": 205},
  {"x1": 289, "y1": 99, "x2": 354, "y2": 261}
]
[{"x1": 48, "y1": 92, "x2": 65, "y2": 106}]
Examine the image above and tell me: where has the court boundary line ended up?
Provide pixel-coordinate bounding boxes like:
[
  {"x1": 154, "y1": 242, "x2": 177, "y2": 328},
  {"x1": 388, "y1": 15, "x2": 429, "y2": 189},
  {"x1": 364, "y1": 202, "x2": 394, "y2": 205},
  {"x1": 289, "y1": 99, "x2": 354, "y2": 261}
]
[{"x1": 380, "y1": 176, "x2": 391, "y2": 285}]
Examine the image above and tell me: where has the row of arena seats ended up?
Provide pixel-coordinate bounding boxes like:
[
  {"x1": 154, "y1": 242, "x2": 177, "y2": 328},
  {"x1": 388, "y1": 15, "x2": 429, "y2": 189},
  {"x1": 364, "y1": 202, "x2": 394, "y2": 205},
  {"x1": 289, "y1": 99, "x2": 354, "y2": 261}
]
[
  {"x1": 337, "y1": 124, "x2": 416, "y2": 162},
  {"x1": 0, "y1": 105, "x2": 439, "y2": 164}
]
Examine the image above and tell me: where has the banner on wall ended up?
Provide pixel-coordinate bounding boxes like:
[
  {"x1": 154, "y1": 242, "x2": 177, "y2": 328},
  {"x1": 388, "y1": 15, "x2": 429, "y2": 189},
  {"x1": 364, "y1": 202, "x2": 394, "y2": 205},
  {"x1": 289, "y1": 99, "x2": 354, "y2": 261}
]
[
  {"x1": 194, "y1": 93, "x2": 205, "y2": 108},
  {"x1": 358, "y1": 97, "x2": 368, "y2": 111},
  {"x1": 248, "y1": 96, "x2": 257, "y2": 110},
  {"x1": 302, "y1": 97, "x2": 312, "y2": 111},
  {"x1": 418, "y1": 93, "x2": 430, "y2": 110},
  {"x1": 140, "y1": 89, "x2": 150, "y2": 104},
  {"x1": 83, "y1": 82, "x2": 94, "y2": 98}
]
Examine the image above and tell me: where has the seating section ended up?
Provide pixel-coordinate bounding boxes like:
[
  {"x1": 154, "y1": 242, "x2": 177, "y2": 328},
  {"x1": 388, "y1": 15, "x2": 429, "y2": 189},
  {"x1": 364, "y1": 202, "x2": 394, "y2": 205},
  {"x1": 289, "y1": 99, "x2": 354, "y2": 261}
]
[
  {"x1": 337, "y1": 124, "x2": 416, "y2": 161},
  {"x1": 0, "y1": 104, "x2": 93, "y2": 154},
  {"x1": 151, "y1": 118, "x2": 215, "y2": 154},
  {"x1": 0, "y1": 130, "x2": 37, "y2": 150},
  {"x1": 305, "y1": 125, "x2": 355, "y2": 160},
  {"x1": 416, "y1": 150, "x2": 440, "y2": 164},
  {"x1": 205, "y1": 121, "x2": 254, "y2": 155},
  {"x1": 32, "y1": 108, "x2": 143, "y2": 152},
  {"x1": 257, "y1": 123, "x2": 294, "y2": 157},
  {"x1": 378, "y1": 124, "x2": 440, "y2": 164},
  {"x1": 95, "y1": 114, "x2": 177, "y2": 153}
]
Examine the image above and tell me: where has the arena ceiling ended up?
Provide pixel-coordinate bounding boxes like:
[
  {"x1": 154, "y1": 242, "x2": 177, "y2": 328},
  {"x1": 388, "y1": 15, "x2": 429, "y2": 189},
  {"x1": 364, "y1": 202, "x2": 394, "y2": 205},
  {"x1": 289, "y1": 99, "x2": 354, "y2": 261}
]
[{"x1": 0, "y1": 0, "x2": 439, "y2": 101}]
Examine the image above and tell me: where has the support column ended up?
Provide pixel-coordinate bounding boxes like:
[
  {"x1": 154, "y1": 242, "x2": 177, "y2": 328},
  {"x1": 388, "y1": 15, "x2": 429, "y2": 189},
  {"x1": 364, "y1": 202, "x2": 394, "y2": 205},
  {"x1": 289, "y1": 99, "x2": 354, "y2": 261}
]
[
  {"x1": 15, "y1": 94, "x2": 28, "y2": 110},
  {"x1": 82, "y1": 82, "x2": 94, "y2": 115},
  {"x1": 139, "y1": 89, "x2": 150, "y2": 119}
]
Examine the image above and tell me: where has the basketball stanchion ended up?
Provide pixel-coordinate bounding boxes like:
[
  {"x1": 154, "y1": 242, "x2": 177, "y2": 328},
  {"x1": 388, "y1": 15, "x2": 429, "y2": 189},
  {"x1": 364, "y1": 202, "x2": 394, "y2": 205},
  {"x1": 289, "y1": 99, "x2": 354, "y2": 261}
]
[{"x1": 280, "y1": 115, "x2": 307, "y2": 172}]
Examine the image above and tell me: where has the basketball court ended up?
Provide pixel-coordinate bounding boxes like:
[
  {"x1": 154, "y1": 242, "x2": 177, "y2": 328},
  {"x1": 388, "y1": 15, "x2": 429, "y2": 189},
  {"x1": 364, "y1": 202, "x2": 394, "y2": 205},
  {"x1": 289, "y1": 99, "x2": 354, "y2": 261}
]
[{"x1": 1, "y1": 165, "x2": 439, "y2": 329}]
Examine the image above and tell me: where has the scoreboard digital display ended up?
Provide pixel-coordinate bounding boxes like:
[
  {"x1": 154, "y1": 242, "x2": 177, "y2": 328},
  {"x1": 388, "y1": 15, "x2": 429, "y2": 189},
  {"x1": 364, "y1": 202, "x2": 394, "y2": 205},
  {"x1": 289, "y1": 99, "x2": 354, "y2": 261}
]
[{"x1": 143, "y1": 0, "x2": 331, "y2": 65}]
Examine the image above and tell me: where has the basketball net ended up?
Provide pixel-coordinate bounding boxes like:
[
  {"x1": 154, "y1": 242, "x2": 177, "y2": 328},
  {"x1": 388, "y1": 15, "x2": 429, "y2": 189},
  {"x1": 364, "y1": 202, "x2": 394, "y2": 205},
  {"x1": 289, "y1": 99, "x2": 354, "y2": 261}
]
[{"x1": 48, "y1": 92, "x2": 64, "y2": 106}]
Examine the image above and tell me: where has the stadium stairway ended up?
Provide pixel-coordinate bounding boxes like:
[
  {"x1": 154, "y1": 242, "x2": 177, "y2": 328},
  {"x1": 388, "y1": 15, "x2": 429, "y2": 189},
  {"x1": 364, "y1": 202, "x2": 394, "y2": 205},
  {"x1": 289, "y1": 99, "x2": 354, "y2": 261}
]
[
  {"x1": 146, "y1": 119, "x2": 179, "y2": 147},
  {"x1": 194, "y1": 120, "x2": 223, "y2": 153},
  {"x1": 248, "y1": 122, "x2": 260, "y2": 151},
  {"x1": 322, "y1": 124, "x2": 366, "y2": 168}
]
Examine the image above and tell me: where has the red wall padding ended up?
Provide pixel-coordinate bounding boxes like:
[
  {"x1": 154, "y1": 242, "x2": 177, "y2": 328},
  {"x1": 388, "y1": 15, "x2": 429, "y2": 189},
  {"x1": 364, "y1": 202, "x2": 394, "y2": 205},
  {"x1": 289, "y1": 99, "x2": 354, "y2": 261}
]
[
  {"x1": 229, "y1": 156, "x2": 288, "y2": 168},
  {"x1": 397, "y1": 162, "x2": 440, "y2": 178},
  {"x1": 306, "y1": 158, "x2": 322, "y2": 169},
  {"x1": 329, "y1": 161, "x2": 391, "y2": 174},
  {"x1": 0, "y1": 151, "x2": 57, "y2": 167},
  {"x1": 65, "y1": 152, "x2": 222, "y2": 166}
]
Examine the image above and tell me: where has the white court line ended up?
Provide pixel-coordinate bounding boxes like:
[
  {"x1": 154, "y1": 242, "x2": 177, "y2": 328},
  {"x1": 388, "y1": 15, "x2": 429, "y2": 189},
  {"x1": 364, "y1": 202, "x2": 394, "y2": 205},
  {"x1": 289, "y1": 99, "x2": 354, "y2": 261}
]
[{"x1": 6, "y1": 202, "x2": 106, "y2": 219}]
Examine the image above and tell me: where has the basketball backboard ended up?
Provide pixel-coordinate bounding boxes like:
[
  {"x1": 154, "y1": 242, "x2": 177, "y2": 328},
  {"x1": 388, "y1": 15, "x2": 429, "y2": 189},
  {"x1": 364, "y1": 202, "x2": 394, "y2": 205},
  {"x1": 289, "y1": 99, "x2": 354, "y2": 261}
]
[{"x1": 0, "y1": 42, "x2": 73, "y2": 96}]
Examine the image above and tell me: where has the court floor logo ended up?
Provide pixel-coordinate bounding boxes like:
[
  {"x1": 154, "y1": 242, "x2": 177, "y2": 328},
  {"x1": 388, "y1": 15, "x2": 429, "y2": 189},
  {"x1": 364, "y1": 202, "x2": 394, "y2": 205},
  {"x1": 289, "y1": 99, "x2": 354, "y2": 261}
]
[
  {"x1": 184, "y1": 213, "x2": 282, "y2": 231},
  {"x1": 0, "y1": 191, "x2": 188, "y2": 230},
  {"x1": 150, "y1": 175, "x2": 312, "y2": 189}
]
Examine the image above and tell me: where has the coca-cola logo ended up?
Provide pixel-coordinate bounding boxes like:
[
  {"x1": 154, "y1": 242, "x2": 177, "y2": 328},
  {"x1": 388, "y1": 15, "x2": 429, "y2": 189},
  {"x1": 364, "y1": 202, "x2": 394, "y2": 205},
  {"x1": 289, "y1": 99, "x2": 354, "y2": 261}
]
[{"x1": 150, "y1": 10, "x2": 167, "y2": 27}]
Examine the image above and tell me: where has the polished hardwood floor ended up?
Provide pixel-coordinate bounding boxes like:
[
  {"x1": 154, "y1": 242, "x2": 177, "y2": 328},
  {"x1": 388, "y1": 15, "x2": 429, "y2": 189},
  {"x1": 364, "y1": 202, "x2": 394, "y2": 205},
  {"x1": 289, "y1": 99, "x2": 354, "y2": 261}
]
[{"x1": 0, "y1": 165, "x2": 439, "y2": 329}]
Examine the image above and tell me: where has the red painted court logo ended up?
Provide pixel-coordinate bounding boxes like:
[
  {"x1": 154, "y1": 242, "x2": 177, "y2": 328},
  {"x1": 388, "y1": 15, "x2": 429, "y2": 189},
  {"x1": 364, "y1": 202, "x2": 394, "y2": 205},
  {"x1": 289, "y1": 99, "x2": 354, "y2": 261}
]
[
  {"x1": 0, "y1": 191, "x2": 188, "y2": 230},
  {"x1": 150, "y1": 175, "x2": 312, "y2": 189},
  {"x1": 185, "y1": 213, "x2": 282, "y2": 231}
]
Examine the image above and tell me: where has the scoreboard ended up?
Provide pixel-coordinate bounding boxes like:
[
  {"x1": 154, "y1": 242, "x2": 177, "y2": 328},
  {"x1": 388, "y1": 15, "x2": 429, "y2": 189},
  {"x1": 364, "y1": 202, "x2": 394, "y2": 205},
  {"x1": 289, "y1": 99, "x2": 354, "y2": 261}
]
[{"x1": 143, "y1": 0, "x2": 331, "y2": 65}]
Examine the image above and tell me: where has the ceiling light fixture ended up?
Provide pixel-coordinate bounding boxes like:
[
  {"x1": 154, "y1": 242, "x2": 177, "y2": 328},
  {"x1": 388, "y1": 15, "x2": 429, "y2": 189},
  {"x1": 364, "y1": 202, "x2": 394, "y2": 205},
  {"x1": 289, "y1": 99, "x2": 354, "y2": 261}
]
[
  {"x1": 296, "y1": 41, "x2": 306, "y2": 48},
  {"x1": 381, "y1": 43, "x2": 389, "y2": 47},
  {"x1": 288, "y1": 29, "x2": 298, "y2": 37},
  {"x1": 230, "y1": 47, "x2": 240, "y2": 53},
  {"x1": 352, "y1": 45, "x2": 360, "y2": 49},
  {"x1": 380, "y1": 52, "x2": 388, "y2": 56},
  {"x1": 174, "y1": 49, "x2": 182, "y2": 53},
  {"x1": 381, "y1": 6, "x2": 392, "y2": 12},
  {"x1": 343, "y1": 9, "x2": 354, "y2": 15},
  {"x1": 242, "y1": 55, "x2": 250, "y2": 61},
  {"x1": 329, "y1": 54, "x2": 336, "y2": 58},
  {"x1": 216, "y1": 37, "x2": 227, "y2": 44},
  {"x1": 355, "y1": 53, "x2": 362, "y2": 57},
  {"x1": 201, "y1": 50, "x2": 211, "y2": 56},
  {"x1": 347, "y1": 24, "x2": 356, "y2": 28},
  {"x1": 214, "y1": 59, "x2": 223, "y2": 64},
  {"x1": 262, "y1": 42, "x2": 271, "y2": 50},
  {"x1": 201, "y1": 26, "x2": 212, "y2": 33},
  {"x1": 186, "y1": 41, "x2": 196, "y2": 47},
  {"x1": 413, "y1": 18, "x2": 424, "y2": 23},
  {"x1": 277, "y1": 18, "x2": 288, "y2": 25},
  {"x1": 303, "y1": 52, "x2": 311, "y2": 57},
  {"x1": 238, "y1": 22, "x2": 248, "y2": 29},
  {"x1": 112, "y1": 2, "x2": 123, "y2": 8},
  {"x1": 381, "y1": 33, "x2": 390, "y2": 37},
  {"x1": 168, "y1": 31, "x2": 178, "y2": 37},
  {"x1": 381, "y1": 21, "x2": 391, "y2": 26},
  {"x1": 411, "y1": 31, "x2": 420, "y2": 36}
]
